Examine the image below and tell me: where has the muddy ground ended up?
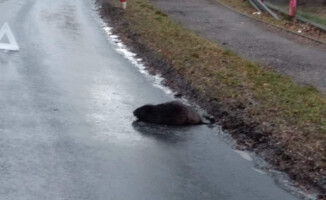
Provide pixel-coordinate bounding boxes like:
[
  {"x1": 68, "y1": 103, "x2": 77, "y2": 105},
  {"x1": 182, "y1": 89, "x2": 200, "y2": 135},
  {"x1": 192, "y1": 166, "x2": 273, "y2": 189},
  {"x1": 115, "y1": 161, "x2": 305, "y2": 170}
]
[{"x1": 96, "y1": 1, "x2": 326, "y2": 199}]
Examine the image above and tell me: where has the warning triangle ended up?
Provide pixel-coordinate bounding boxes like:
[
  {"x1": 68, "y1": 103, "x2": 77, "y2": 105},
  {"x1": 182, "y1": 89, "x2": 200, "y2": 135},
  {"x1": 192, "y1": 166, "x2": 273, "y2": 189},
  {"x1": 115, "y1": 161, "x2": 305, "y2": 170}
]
[{"x1": 0, "y1": 22, "x2": 19, "y2": 51}]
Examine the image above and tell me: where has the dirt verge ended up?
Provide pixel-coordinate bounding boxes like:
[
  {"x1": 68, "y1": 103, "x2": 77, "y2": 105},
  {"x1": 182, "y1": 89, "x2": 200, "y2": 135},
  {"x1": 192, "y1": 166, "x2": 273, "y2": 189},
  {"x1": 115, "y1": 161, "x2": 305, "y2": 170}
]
[{"x1": 96, "y1": 0, "x2": 326, "y2": 198}]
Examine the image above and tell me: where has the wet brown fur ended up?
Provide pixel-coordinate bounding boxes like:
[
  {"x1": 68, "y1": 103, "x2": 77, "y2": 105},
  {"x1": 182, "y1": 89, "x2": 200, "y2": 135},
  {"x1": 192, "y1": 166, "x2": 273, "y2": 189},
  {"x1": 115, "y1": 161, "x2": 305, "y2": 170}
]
[{"x1": 133, "y1": 101, "x2": 204, "y2": 125}]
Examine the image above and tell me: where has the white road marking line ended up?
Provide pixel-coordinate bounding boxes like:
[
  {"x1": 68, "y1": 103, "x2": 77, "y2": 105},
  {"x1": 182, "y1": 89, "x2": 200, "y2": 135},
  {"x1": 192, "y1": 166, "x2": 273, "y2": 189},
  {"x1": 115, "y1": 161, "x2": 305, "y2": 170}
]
[{"x1": 0, "y1": 22, "x2": 19, "y2": 51}]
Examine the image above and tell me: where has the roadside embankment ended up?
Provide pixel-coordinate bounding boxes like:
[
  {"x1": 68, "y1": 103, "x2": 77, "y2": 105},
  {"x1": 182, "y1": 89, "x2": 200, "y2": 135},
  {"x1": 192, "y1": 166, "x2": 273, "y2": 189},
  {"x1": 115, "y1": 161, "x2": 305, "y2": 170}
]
[{"x1": 97, "y1": 0, "x2": 326, "y2": 197}]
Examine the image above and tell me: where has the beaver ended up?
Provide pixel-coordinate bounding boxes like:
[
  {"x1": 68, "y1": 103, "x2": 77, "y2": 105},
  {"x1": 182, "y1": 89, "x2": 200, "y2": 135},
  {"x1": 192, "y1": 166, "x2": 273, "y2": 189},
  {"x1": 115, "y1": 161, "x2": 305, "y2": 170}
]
[{"x1": 133, "y1": 101, "x2": 214, "y2": 125}]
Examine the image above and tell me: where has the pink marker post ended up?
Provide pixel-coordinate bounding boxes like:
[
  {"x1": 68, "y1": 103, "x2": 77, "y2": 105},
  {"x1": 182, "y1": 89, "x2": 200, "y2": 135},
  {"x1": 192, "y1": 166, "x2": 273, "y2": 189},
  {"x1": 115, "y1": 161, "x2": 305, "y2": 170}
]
[
  {"x1": 289, "y1": 0, "x2": 297, "y2": 17},
  {"x1": 121, "y1": 0, "x2": 127, "y2": 9}
]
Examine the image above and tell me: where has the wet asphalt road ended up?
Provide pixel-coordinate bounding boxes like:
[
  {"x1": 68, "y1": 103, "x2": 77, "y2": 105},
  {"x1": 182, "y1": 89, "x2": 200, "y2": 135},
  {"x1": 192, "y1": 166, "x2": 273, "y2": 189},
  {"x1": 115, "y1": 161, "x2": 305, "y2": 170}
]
[
  {"x1": 0, "y1": 0, "x2": 299, "y2": 199},
  {"x1": 151, "y1": 0, "x2": 326, "y2": 94}
]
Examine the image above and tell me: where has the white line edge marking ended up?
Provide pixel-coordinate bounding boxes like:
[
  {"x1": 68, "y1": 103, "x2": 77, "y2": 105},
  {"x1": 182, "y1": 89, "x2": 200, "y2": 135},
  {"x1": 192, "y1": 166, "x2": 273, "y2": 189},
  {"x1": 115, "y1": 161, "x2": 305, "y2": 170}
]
[{"x1": 234, "y1": 150, "x2": 253, "y2": 161}]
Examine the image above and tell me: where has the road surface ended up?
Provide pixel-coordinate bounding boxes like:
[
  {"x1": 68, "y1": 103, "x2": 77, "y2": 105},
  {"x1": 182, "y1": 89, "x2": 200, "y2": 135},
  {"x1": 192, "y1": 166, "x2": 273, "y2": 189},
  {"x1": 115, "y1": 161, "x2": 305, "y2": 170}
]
[
  {"x1": 0, "y1": 0, "x2": 299, "y2": 199},
  {"x1": 151, "y1": 0, "x2": 326, "y2": 94}
]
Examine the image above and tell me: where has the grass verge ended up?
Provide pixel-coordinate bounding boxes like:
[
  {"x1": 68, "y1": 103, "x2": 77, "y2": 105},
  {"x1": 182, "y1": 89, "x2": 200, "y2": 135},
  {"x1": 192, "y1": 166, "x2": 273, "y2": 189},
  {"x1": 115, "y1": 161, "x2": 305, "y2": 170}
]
[
  {"x1": 300, "y1": 11, "x2": 326, "y2": 27},
  {"x1": 98, "y1": 0, "x2": 326, "y2": 196}
]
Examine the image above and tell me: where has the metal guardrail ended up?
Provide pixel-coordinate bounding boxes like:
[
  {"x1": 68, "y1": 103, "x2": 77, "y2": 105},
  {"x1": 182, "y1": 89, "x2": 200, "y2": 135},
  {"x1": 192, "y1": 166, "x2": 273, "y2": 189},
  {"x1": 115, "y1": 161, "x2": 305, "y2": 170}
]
[
  {"x1": 264, "y1": 1, "x2": 326, "y2": 32},
  {"x1": 249, "y1": 0, "x2": 262, "y2": 13},
  {"x1": 251, "y1": 0, "x2": 280, "y2": 20}
]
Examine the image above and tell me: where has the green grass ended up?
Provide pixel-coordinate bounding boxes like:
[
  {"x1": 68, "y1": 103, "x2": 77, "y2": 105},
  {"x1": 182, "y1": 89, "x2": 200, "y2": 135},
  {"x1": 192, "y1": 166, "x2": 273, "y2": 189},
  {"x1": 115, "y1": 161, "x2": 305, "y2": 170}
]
[
  {"x1": 299, "y1": 12, "x2": 326, "y2": 26},
  {"x1": 108, "y1": 0, "x2": 326, "y2": 168}
]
